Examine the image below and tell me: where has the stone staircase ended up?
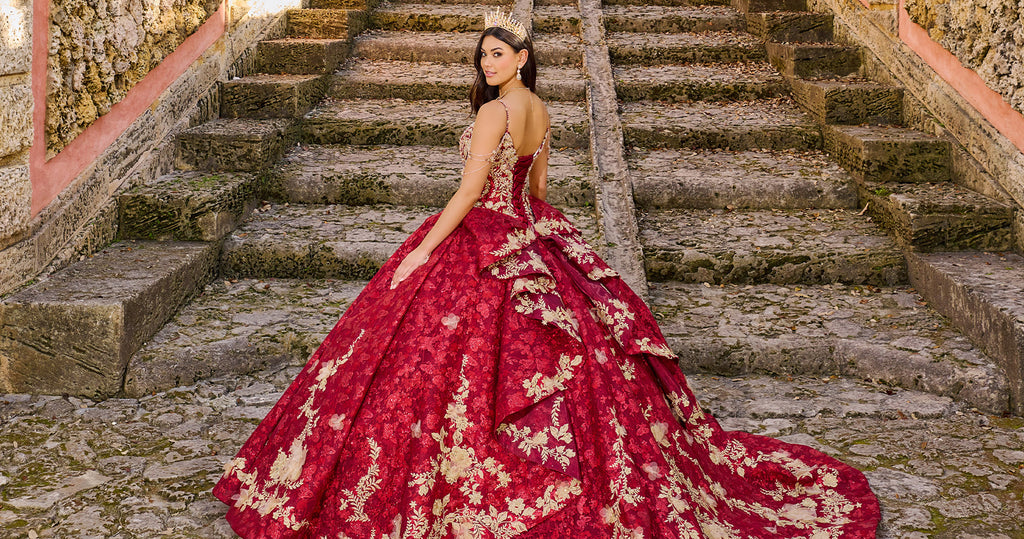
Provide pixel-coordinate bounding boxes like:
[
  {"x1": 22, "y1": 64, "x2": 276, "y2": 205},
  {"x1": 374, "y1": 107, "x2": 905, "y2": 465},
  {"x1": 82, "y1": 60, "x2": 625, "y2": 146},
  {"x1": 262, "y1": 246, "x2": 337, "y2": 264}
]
[
  {"x1": 607, "y1": 0, "x2": 1016, "y2": 415},
  {"x1": 1, "y1": 0, "x2": 1022, "y2": 417}
]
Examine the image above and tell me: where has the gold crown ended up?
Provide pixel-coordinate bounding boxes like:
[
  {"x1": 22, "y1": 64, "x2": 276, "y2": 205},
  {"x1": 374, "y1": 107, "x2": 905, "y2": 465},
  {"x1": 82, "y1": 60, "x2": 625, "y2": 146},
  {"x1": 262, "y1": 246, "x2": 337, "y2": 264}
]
[{"x1": 484, "y1": 9, "x2": 528, "y2": 42}]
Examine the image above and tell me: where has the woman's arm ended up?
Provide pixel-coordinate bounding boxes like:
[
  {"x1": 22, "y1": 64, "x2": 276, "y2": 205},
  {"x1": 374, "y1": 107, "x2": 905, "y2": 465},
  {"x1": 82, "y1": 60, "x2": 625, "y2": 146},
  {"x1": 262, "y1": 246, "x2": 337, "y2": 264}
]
[
  {"x1": 390, "y1": 102, "x2": 507, "y2": 289},
  {"x1": 528, "y1": 128, "x2": 551, "y2": 201}
]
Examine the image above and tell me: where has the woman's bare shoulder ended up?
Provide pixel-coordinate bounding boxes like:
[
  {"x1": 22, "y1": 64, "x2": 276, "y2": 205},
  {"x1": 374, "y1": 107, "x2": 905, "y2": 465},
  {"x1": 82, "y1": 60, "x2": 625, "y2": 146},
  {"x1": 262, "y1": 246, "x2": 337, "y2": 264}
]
[
  {"x1": 534, "y1": 94, "x2": 550, "y2": 122},
  {"x1": 473, "y1": 100, "x2": 508, "y2": 131}
]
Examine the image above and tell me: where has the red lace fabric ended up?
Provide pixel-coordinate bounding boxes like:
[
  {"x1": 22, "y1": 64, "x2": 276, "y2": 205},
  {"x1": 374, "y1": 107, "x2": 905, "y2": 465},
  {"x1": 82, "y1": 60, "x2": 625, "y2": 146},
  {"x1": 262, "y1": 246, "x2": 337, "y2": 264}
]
[{"x1": 213, "y1": 107, "x2": 881, "y2": 538}]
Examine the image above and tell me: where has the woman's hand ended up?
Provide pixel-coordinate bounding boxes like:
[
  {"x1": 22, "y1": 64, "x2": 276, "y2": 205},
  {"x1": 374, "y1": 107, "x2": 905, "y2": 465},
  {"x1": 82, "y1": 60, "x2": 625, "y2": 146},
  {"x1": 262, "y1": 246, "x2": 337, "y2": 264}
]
[{"x1": 390, "y1": 247, "x2": 431, "y2": 289}]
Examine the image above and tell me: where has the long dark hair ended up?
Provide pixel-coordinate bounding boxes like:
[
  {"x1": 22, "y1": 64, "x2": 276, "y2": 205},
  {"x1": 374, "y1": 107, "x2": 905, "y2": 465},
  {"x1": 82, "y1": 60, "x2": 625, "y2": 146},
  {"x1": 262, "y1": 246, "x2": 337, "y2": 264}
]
[{"x1": 470, "y1": 26, "x2": 537, "y2": 113}]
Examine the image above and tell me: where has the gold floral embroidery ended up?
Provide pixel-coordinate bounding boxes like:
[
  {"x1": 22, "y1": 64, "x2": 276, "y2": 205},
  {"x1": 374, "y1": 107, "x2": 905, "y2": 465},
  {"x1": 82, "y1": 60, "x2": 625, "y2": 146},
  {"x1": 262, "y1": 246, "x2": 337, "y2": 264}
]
[
  {"x1": 489, "y1": 227, "x2": 538, "y2": 260},
  {"x1": 513, "y1": 294, "x2": 581, "y2": 341},
  {"x1": 608, "y1": 408, "x2": 644, "y2": 508},
  {"x1": 486, "y1": 216, "x2": 592, "y2": 277},
  {"x1": 268, "y1": 437, "x2": 307, "y2": 484},
  {"x1": 460, "y1": 126, "x2": 528, "y2": 220},
  {"x1": 488, "y1": 249, "x2": 548, "y2": 280},
  {"x1": 618, "y1": 356, "x2": 637, "y2": 381},
  {"x1": 636, "y1": 337, "x2": 674, "y2": 358},
  {"x1": 538, "y1": 217, "x2": 605, "y2": 271},
  {"x1": 400, "y1": 358, "x2": 581, "y2": 538},
  {"x1": 511, "y1": 275, "x2": 556, "y2": 295},
  {"x1": 495, "y1": 394, "x2": 577, "y2": 472},
  {"x1": 478, "y1": 209, "x2": 673, "y2": 367},
  {"x1": 403, "y1": 504, "x2": 430, "y2": 538},
  {"x1": 521, "y1": 178, "x2": 535, "y2": 226},
  {"x1": 223, "y1": 331, "x2": 366, "y2": 531},
  {"x1": 588, "y1": 266, "x2": 620, "y2": 279},
  {"x1": 590, "y1": 293, "x2": 676, "y2": 361},
  {"x1": 600, "y1": 409, "x2": 650, "y2": 539},
  {"x1": 593, "y1": 297, "x2": 635, "y2": 336},
  {"x1": 653, "y1": 389, "x2": 861, "y2": 538},
  {"x1": 521, "y1": 354, "x2": 583, "y2": 400},
  {"x1": 338, "y1": 438, "x2": 383, "y2": 522},
  {"x1": 531, "y1": 216, "x2": 573, "y2": 236}
]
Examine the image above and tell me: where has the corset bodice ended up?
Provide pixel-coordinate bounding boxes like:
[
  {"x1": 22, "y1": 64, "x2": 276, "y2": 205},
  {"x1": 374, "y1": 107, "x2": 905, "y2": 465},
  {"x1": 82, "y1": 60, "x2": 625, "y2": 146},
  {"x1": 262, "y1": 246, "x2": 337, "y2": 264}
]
[{"x1": 459, "y1": 123, "x2": 546, "y2": 224}]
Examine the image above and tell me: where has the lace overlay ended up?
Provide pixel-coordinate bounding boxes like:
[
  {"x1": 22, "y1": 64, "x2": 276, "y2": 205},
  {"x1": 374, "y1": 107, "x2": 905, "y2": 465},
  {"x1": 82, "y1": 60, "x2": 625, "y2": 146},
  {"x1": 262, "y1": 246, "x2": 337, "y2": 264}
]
[
  {"x1": 459, "y1": 122, "x2": 546, "y2": 224},
  {"x1": 214, "y1": 100, "x2": 882, "y2": 538}
]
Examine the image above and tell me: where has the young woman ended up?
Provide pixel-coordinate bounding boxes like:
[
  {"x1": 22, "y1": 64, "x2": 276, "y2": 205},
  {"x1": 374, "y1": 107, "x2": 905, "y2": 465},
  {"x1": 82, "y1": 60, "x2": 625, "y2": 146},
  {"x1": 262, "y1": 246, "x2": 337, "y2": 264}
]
[{"x1": 214, "y1": 11, "x2": 880, "y2": 538}]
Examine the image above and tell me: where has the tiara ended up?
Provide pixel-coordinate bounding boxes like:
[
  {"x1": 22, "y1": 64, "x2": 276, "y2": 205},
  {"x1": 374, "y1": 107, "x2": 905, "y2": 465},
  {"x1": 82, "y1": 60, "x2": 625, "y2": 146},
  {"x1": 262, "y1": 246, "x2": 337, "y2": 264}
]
[{"x1": 484, "y1": 9, "x2": 528, "y2": 42}]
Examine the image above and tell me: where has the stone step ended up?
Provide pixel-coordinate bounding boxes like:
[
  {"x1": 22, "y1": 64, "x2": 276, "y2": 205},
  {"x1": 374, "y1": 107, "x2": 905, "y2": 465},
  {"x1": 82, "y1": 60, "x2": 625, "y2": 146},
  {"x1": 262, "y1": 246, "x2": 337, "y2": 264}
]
[
  {"x1": 860, "y1": 182, "x2": 1014, "y2": 252},
  {"x1": 732, "y1": 0, "x2": 809, "y2": 13},
  {"x1": 118, "y1": 172, "x2": 258, "y2": 242},
  {"x1": 175, "y1": 118, "x2": 295, "y2": 173},
  {"x1": 640, "y1": 208, "x2": 906, "y2": 285},
  {"x1": 220, "y1": 74, "x2": 327, "y2": 119},
  {"x1": 690, "y1": 374, "x2": 964, "y2": 420},
  {"x1": 605, "y1": 0, "x2": 731, "y2": 5},
  {"x1": 266, "y1": 144, "x2": 595, "y2": 207},
  {"x1": 767, "y1": 42, "x2": 861, "y2": 79},
  {"x1": 257, "y1": 38, "x2": 350, "y2": 75},
  {"x1": 351, "y1": 30, "x2": 583, "y2": 66},
  {"x1": 123, "y1": 278, "x2": 367, "y2": 397},
  {"x1": 388, "y1": 0, "x2": 507, "y2": 3},
  {"x1": 790, "y1": 77, "x2": 903, "y2": 125},
  {"x1": 368, "y1": 3, "x2": 491, "y2": 33},
  {"x1": 310, "y1": 0, "x2": 379, "y2": 8},
  {"x1": 907, "y1": 251, "x2": 1024, "y2": 415},
  {"x1": 121, "y1": 274, "x2": 996, "y2": 414},
  {"x1": 286, "y1": 8, "x2": 368, "y2": 39},
  {"x1": 621, "y1": 98, "x2": 821, "y2": 151},
  {"x1": 745, "y1": 11, "x2": 834, "y2": 42},
  {"x1": 301, "y1": 98, "x2": 589, "y2": 148},
  {"x1": 221, "y1": 204, "x2": 431, "y2": 280},
  {"x1": 330, "y1": 59, "x2": 585, "y2": 102},
  {"x1": 533, "y1": 5, "x2": 583, "y2": 35},
  {"x1": 608, "y1": 31, "x2": 766, "y2": 65},
  {"x1": 602, "y1": 5, "x2": 745, "y2": 33},
  {"x1": 614, "y1": 63, "x2": 786, "y2": 102},
  {"x1": 650, "y1": 282, "x2": 1009, "y2": 414},
  {"x1": 824, "y1": 124, "x2": 951, "y2": 183},
  {"x1": 220, "y1": 203, "x2": 602, "y2": 279},
  {"x1": 630, "y1": 149, "x2": 856, "y2": 209},
  {"x1": 0, "y1": 241, "x2": 219, "y2": 398}
]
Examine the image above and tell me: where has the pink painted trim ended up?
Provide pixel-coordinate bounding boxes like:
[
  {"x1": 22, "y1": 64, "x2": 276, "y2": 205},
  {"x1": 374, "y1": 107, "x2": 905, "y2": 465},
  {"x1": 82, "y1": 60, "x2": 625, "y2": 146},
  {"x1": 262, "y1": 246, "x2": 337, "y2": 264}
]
[
  {"x1": 29, "y1": 0, "x2": 49, "y2": 216},
  {"x1": 29, "y1": 1, "x2": 228, "y2": 217},
  {"x1": 898, "y1": 0, "x2": 1024, "y2": 155}
]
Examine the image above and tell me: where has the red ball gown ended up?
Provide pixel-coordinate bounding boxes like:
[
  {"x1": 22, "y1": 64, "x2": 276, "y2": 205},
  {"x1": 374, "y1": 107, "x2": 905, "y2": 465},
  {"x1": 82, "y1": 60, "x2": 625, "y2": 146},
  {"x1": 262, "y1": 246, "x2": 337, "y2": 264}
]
[{"x1": 213, "y1": 105, "x2": 881, "y2": 538}]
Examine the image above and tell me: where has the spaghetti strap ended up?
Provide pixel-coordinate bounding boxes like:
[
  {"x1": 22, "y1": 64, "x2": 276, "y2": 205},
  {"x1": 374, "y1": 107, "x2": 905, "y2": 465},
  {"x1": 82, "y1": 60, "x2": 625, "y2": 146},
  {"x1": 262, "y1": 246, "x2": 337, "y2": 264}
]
[
  {"x1": 532, "y1": 125, "x2": 551, "y2": 158},
  {"x1": 496, "y1": 99, "x2": 511, "y2": 132}
]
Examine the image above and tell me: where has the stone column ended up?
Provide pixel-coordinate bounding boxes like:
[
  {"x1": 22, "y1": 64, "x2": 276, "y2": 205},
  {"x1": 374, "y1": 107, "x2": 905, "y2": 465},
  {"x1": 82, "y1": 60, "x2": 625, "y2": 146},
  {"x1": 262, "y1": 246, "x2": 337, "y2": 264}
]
[{"x1": 0, "y1": 0, "x2": 33, "y2": 247}]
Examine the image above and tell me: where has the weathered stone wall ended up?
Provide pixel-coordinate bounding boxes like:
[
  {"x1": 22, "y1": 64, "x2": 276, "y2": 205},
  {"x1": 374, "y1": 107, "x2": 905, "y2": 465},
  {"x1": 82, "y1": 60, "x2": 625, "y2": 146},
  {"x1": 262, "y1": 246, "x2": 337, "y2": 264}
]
[
  {"x1": 905, "y1": 0, "x2": 1024, "y2": 115},
  {"x1": 810, "y1": 0, "x2": 1024, "y2": 253},
  {"x1": 46, "y1": 0, "x2": 221, "y2": 156},
  {"x1": 0, "y1": 0, "x2": 33, "y2": 247},
  {"x1": 0, "y1": 0, "x2": 302, "y2": 296}
]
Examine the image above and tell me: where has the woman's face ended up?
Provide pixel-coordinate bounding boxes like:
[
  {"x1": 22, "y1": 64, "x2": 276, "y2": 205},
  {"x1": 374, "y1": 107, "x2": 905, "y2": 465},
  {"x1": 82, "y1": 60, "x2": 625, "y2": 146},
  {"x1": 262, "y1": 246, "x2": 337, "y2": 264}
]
[{"x1": 479, "y1": 35, "x2": 523, "y2": 86}]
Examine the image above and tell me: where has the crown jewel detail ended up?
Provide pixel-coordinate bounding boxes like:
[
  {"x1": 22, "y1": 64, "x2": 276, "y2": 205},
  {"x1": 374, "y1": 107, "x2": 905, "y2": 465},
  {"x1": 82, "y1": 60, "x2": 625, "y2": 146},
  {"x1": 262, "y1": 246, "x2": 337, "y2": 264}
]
[{"x1": 484, "y1": 9, "x2": 528, "y2": 41}]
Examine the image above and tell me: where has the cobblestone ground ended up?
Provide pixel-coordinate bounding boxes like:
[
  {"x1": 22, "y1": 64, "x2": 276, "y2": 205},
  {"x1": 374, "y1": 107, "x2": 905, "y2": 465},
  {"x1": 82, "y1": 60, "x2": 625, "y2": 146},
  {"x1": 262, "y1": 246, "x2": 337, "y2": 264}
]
[{"x1": 1, "y1": 363, "x2": 1021, "y2": 538}]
